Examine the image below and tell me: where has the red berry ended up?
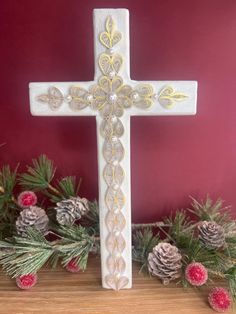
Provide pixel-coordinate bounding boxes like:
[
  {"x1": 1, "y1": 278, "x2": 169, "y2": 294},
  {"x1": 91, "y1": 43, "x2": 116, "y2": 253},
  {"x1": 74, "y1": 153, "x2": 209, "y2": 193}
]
[
  {"x1": 17, "y1": 191, "x2": 37, "y2": 208},
  {"x1": 16, "y1": 273, "x2": 38, "y2": 290},
  {"x1": 185, "y1": 262, "x2": 208, "y2": 286},
  {"x1": 208, "y1": 287, "x2": 231, "y2": 312},
  {"x1": 65, "y1": 258, "x2": 80, "y2": 273}
]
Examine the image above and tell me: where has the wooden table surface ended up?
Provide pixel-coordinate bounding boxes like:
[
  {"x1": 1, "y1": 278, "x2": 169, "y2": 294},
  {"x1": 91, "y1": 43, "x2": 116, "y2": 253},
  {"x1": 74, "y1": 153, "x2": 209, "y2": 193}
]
[{"x1": 0, "y1": 256, "x2": 233, "y2": 314}]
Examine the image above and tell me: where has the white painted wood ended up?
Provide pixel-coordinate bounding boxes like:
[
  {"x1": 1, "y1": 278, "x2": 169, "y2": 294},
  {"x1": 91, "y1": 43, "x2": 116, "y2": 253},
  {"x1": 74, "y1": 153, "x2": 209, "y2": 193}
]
[{"x1": 29, "y1": 8, "x2": 198, "y2": 290}]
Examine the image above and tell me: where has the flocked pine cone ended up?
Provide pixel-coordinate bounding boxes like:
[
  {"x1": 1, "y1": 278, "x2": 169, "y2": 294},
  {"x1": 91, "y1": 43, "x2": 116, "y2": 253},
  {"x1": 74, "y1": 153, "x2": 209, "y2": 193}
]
[
  {"x1": 55, "y1": 197, "x2": 89, "y2": 226},
  {"x1": 148, "y1": 242, "x2": 182, "y2": 285},
  {"x1": 16, "y1": 206, "x2": 49, "y2": 236},
  {"x1": 198, "y1": 221, "x2": 225, "y2": 249}
]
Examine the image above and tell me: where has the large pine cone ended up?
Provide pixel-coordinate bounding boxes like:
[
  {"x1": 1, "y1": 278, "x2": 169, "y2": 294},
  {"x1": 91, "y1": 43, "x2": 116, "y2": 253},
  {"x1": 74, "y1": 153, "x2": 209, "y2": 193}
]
[
  {"x1": 55, "y1": 197, "x2": 89, "y2": 226},
  {"x1": 148, "y1": 242, "x2": 182, "y2": 285},
  {"x1": 198, "y1": 221, "x2": 225, "y2": 249},
  {"x1": 16, "y1": 206, "x2": 49, "y2": 236}
]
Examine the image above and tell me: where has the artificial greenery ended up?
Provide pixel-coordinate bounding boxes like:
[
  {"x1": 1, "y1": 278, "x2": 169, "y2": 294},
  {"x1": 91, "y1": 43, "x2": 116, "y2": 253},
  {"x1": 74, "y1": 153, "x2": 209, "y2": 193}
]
[
  {"x1": 0, "y1": 165, "x2": 18, "y2": 238},
  {"x1": 0, "y1": 155, "x2": 235, "y2": 304},
  {"x1": 19, "y1": 155, "x2": 82, "y2": 203},
  {"x1": 132, "y1": 228, "x2": 159, "y2": 271},
  {"x1": 0, "y1": 225, "x2": 97, "y2": 277},
  {"x1": 132, "y1": 197, "x2": 236, "y2": 300}
]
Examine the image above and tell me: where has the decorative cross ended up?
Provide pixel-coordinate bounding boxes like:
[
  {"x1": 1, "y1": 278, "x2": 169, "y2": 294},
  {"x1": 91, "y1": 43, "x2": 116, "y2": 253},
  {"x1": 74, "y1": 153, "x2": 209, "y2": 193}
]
[{"x1": 29, "y1": 9, "x2": 197, "y2": 290}]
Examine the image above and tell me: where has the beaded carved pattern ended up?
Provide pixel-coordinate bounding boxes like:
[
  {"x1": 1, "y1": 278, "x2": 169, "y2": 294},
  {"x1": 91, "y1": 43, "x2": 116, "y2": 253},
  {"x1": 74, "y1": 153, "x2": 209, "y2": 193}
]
[{"x1": 37, "y1": 16, "x2": 188, "y2": 290}]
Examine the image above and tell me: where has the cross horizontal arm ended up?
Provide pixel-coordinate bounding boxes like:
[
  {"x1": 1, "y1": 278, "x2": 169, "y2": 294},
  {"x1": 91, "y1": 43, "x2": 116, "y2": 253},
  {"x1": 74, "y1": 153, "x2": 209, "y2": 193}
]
[
  {"x1": 128, "y1": 80, "x2": 197, "y2": 116},
  {"x1": 29, "y1": 82, "x2": 97, "y2": 116}
]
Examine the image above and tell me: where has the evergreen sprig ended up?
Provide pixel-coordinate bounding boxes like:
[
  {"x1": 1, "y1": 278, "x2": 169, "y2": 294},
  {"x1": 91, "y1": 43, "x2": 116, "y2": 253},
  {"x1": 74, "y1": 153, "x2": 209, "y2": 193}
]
[
  {"x1": 53, "y1": 224, "x2": 96, "y2": 269},
  {"x1": 19, "y1": 155, "x2": 82, "y2": 203},
  {"x1": 0, "y1": 228, "x2": 53, "y2": 277},
  {"x1": 19, "y1": 155, "x2": 56, "y2": 191},
  {"x1": 131, "y1": 197, "x2": 236, "y2": 301},
  {"x1": 164, "y1": 210, "x2": 193, "y2": 245},
  {"x1": 225, "y1": 266, "x2": 236, "y2": 301},
  {"x1": 188, "y1": 196, "x2": 232, "y2": 224},
  {"x1": 132, "y1": 228, "x2": 159, "y2": 270},
  {"x1": 0, "y1": 225, "x2": 97, "y2": 277},
  {"x1": 80, "y1": 200, "x2": 99, "y2": 232},
  {"x1": 0, "y1": 165, "x2": 18, "y2": 238}
]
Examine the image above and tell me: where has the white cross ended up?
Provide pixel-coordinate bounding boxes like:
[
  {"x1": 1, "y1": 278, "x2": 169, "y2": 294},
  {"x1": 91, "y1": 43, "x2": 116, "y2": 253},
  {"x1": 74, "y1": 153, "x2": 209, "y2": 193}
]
[{"x1": 29, "y1": 9, "x2": 197, "y2": 290}]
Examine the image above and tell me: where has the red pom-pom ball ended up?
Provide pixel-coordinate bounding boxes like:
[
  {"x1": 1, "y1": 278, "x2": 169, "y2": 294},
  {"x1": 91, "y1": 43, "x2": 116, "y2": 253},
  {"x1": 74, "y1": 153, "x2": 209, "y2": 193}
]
[
  {"x1": 208, "y1": 287, "x2": 231, "y2": 312},
  {"x1": 16, "y1": 273, "x2": 38, "y2": 290},
  {"x1": 17, "y1": 191, "x2": 37, "y2": 208},
  {"x1": 65, "y1": 258, "x2": 80, "y2": 273},
  {"x1": 185, "y1": 262, "x2": 208, "y2": 286}
]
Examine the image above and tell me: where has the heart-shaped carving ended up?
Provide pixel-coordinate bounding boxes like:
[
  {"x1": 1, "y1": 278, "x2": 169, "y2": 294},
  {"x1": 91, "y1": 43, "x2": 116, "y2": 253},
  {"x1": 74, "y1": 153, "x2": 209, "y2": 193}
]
[
  {"x1": 100, "y1": 31, "x2": 122, "y2": 49},
  {"x1": 69, "y1": 86, "x2": 89, "y2": 111},
  {"x1": 99, "y1": 53, "x2": 123, "y2": 76},
  {"x1": 100, "y1": 118, "x2": 124, "y2": 139},
  {"x1": 112, "y1": 31, "x2": 122, "y2": 46},
  {"x1": 105, "y1": 274, "x2": 129, "y2": 290},
  {"x1": 100, "y1": 32, "x2": 111, "y2": 49}
]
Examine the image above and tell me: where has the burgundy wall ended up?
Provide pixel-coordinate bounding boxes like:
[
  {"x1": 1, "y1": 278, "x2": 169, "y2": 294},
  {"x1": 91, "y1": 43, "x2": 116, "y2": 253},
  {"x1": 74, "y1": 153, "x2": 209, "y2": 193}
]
[{"x1": 1, "y1": 0, "x2": 236, "y2": 221}]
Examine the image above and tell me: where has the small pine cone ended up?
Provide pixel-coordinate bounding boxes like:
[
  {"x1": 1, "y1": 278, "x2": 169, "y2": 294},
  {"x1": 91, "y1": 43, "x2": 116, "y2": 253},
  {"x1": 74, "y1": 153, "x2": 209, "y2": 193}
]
[
  {"x1": 55, "y1": 197, "x2": 89, "y2": 226},
  {"x1": 148, "y1": 242, "x2": 182, "y2": 285},
  {"x1": 198, "y1": 221, "x2": 225, "y2": 249},
  {"x1": 16, "y1": 206, "x2": 49, "y2": 236}
]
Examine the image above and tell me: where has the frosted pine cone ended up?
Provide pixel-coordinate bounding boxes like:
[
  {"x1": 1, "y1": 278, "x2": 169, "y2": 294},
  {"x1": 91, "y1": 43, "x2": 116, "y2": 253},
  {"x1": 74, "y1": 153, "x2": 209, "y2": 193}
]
[
  {"x1": 148, "y1": 242, "x2": 182, "y2": 285},
  {"x1": 198, "y1": 221, "x2": 225, "y2": 249},
  {"x1": 16, "y1": 206, "x2": 49, "y2": 236},
  {"x1": 55, "y1": 197, "x2": 89, "y2": 226}
]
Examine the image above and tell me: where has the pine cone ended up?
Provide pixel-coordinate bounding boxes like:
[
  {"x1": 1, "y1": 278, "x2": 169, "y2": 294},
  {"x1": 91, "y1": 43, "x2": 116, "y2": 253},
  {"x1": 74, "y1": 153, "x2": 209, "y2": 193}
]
[
  {"x1": 148, "y1": 242, "x2": 182, "y2": 285},
  {"x1": 55, "y1": 197, "x2": 89, "y2": 226},
  {"x1": 16, "y1": 206, "x2": 49, "y2": 236},
  {"x1": 198, "y1": 221, "x2": 225, "y2": 249}
]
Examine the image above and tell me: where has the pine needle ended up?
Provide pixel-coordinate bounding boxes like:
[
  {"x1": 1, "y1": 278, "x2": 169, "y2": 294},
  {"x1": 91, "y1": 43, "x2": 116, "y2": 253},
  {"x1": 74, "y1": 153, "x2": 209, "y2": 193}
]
[
  {"x1": 132, "y1": 228, "x2": 159, "y2": 270},
  {"x1": 0, "y1": 165, "x2": 18, "y2": 238},
  {"x1": 19, "y1": 155, "x2": 57, "y2": 191}
]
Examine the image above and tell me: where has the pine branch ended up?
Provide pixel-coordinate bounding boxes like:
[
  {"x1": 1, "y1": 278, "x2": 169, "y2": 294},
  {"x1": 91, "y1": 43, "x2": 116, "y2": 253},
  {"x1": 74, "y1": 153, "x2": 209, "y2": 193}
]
[
  {"x1": 0, "y1": 228, "x2": 53, "y2": 277},
  {"x1": 0, "y1": 165, "x2": 17, "y2": 195},
  {"x1": 19, "y1": 155, "x2": 83, "y2": 204},
  {"x1": 132, "y1": 221, "x2": 170, "y2": 229},
  {"x1": 49, "y1": 176, "x2": 83, "y2": 203},
  {"x1": 0, "y1": 225, "x2": 97, "y2": 277},
  {"x1": 19, "y1": 155, "x2": 59, "y2": 194},
  {"x1": 164, "y1": 209, "x2": 194, "y2": 247},
  {"x1": 132, "y1": 228, "x2": 159, "y2": 270},
  {"x1": 188, "y1": 196, "x2": 231, "y2": 223},
  {"x1": 80, "y1": 200, "x2": 99, "y2": 232},
  {"x1": 0, "y1": 165, "x2": 19, "y2": 238},
  {"x1": 58, "y1": 176, "x2": 81, "y2": 198},
  {"x1": 224, "y1": 266, "x2": 236, "y2": 301},
  {"x1": 51, "y1": 224, "x2": 96, "y2": 270}
]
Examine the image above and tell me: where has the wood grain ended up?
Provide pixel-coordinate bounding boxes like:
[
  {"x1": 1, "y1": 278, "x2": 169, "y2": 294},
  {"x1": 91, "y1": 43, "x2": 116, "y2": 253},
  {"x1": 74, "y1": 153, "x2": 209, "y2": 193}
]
[{"x1": 0, "y1": 256, "x2": 233, "y2": 314}]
